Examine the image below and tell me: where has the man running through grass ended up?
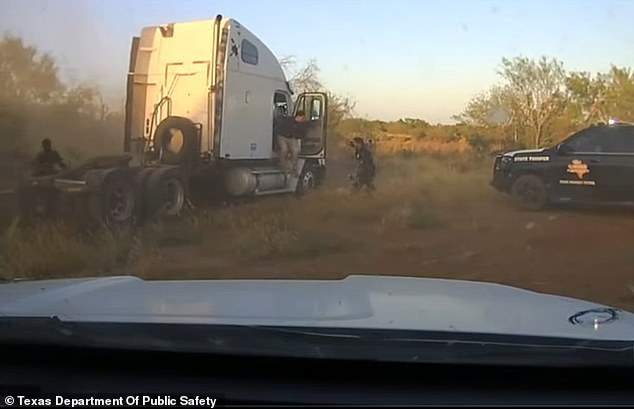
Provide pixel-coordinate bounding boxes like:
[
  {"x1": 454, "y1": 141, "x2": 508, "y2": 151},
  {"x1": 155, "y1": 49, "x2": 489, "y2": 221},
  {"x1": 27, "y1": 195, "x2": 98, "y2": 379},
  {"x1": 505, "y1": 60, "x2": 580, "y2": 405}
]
[
  {"x1": 349, "y1": 137, "x2": 376, "y2": 193},
  {"x1": 32, "y1": 138, "x2": 66, "y2": 176}
]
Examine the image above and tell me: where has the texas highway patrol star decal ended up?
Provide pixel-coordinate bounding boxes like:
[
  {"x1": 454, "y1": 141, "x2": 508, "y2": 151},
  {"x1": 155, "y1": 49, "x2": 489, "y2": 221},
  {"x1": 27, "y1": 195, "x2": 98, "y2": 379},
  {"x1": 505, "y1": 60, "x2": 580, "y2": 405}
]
[{"x1": 567, "y1": 159, "x2": 590, "y2": 179}]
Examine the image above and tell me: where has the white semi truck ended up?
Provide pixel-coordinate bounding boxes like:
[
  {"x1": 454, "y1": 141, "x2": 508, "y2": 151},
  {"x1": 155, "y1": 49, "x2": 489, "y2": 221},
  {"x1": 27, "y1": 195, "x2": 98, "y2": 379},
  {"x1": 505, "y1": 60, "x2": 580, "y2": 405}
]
[{"x1": 18, "y1": 15, "x2": 329, "y2": 227}]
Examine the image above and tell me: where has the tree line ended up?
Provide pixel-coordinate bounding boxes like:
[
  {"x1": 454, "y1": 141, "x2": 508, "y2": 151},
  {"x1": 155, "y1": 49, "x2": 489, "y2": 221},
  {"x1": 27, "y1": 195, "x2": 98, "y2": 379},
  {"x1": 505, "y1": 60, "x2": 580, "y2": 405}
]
[
  {"x1": 285, "y1": 55, "x2": 634, "y2": 154},
  {"x1": 456, "y1": 56, "x2": 634, "y2": 150},
  {"x1": 3, "y1": 33, "x2": 634, "y2": 172}
]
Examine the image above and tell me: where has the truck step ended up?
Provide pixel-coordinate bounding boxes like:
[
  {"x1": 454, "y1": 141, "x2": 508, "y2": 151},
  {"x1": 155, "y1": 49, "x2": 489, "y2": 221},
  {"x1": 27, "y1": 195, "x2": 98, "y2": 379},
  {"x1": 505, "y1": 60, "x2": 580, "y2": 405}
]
[
  {"x1": 251, "y1": 168, "x2": 284, "y2": 175},
  {"x1": 255, "y1": 187, "x2": 295, "y2": 195}
]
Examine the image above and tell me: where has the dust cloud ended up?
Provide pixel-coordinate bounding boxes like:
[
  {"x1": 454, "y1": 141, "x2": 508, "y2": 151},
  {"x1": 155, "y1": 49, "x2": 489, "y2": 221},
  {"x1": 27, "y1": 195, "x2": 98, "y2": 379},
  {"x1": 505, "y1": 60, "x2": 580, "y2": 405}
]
[{"x1": 0, "y1": 0, "x2": 128, "y2": 184}]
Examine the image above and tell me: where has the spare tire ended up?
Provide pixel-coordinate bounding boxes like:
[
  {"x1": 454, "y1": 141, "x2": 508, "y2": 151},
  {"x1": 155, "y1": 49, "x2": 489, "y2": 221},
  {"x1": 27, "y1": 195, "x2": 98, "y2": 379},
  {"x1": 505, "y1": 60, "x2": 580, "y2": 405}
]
[
  {"x1": 143, "y1": 166, "x2": 187, "y2": 221},
  {"x1": 84, "y1": 168, "x2": 137, "y2": 229},
  {"x1": 153, "y1": 116, "x2": 199, "y2": 165}
]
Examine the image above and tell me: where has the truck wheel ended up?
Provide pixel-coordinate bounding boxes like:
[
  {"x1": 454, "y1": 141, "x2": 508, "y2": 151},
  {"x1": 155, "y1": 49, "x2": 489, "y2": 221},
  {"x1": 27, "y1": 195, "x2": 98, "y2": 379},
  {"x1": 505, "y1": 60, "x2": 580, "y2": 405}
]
[
  {"x1": 86, "y1": 169, "x2": 137, "y2": 229},
  {"x1": 296, "y1": 164, "x2": 316, "y2": 196},
  {"x1": 154, "y1": 116, "x2": 199, "y2": 165},
  {"x1": 511, "y1": 174, "x2": 548, "y2": 211},
  {"x1": 144, "y1": 166, "x2": 187, "y2": 220}
]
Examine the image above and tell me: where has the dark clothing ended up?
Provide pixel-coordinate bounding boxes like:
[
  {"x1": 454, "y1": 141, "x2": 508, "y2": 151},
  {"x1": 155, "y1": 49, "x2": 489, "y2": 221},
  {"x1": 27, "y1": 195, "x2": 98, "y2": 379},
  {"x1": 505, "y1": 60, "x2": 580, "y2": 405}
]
[
  {"x1": 352, "y1": 146, "x2": 376, "y2": 191},
  {"x1": 274, "y1": 116, "x2": 293, "y2": 138},
  {"x1": 355, "y1": 146, "x2": 376, "y2": 177},
  {"x1": 292, "y1": 120, "x2": 308, "y2": 140},
  {"x1": 32, "y1": 149, "x2": 66, "y2": 176},
  {"x1": 273, "y1": 116, "x2": 306, "y2": 140}
]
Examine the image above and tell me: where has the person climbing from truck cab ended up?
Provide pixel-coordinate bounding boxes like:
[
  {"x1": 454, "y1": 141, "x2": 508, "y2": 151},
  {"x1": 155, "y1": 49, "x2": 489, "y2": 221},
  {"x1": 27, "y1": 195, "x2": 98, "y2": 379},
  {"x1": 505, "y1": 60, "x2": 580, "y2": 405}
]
[
  {"x1": 32, "y1": 138, "x2": 67, "y2": 176},
  {"x1": 288, "y1": 110, "x2": 307, "y2": 176},
  {"x1": 274, "y1": 110, "x2": 305, "y2": 176},
  {"x1": 273, "y1": 110, "x2": 295, "y2": 174},
  {"x1": 349, "y1": 137, "x2": 376, "y2": 193}
]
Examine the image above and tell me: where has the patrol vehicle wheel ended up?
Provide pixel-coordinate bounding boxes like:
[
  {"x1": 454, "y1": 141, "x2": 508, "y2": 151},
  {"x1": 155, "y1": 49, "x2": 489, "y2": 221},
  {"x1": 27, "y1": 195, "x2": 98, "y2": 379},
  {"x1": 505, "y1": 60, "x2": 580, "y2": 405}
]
[{"x1": 511, "y1": 174, "x2": 548, "y2": 211}]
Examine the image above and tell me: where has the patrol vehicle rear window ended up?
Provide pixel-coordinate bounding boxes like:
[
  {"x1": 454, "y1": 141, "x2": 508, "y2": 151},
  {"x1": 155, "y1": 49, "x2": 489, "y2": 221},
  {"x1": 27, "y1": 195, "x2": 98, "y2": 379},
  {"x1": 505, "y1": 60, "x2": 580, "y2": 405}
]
[
  {"x1": 565, "y1": 126, "x2": 634, "y2": 153},
  {"x1": 610, "y1": 126, "x2": 634, "y2": 153},
  {"x1": 566, "y1": 129, "x2": 604, "y2": 152},
  {"x1": 241, "y1": 39, "x2": 259, "y2": 65}
]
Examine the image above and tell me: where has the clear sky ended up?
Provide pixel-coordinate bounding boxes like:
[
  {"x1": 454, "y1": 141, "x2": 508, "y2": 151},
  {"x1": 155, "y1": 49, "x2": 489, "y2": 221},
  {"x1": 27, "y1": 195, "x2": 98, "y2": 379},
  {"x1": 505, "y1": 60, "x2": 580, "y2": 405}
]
[{"x1": 2, "y1": 0, "x2": 634, "y2": 123}]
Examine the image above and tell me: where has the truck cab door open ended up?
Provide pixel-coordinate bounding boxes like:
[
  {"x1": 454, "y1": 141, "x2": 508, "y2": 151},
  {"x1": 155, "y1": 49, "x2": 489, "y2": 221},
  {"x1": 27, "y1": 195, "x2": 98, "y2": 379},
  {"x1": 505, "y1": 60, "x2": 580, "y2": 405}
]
[{"x1": 294, "y1": 92, "x2": 327, "y2": 157}]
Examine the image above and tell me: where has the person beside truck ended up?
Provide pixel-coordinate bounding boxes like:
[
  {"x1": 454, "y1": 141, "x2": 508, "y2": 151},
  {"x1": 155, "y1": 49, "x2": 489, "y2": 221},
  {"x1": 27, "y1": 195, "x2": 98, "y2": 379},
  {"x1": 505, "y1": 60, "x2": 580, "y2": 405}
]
[
  {"x1": 274, "y1": 110, "x2": 307, "y2": 176},
  {"x1": 349, "y1": 137, "x2": 376, "y2": 193},
  {"x1": 32, "y1": 138, "x2": 66, "y2": 177}
]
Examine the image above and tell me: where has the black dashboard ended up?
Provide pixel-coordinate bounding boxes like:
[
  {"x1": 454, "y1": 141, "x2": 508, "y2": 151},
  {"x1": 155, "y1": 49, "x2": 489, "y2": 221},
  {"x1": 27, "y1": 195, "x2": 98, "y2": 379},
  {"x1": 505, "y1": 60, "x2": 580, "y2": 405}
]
[{"x1": 1, "y1": 343, "x2": 634, "y2": 406}]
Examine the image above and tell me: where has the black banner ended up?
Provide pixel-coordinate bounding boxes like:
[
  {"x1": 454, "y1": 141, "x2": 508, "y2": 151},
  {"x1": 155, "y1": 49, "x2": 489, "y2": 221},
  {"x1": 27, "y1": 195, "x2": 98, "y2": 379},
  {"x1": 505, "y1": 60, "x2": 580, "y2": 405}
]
[{"x1": 0, "y1": 394, "x2": 223, "y2": 408}]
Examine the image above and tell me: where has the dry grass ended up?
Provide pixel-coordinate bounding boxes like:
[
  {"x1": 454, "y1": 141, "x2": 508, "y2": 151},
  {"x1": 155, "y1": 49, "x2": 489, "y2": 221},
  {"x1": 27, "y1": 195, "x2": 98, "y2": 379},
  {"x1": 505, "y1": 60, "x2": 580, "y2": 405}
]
[
  {"x1": 0, "y1": 153, "x2": 491, "y2": 279},
  {"x1": 371, "y1": 133, "x2": 473, "y2": 156},
  {"x1": 166, "y1": 204, "x2": 350, "y2": 261},
  {"x1": 0, "y1": 220, "x2": 142, "y2": 280}
]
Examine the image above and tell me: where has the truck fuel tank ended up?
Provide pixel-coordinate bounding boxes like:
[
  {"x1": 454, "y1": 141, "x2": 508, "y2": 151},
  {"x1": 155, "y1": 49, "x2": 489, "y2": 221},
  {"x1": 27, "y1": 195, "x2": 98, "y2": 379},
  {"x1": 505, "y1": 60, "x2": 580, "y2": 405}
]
[{"x1": 224, "y1": 167, "x2": 288, "y2": 197}]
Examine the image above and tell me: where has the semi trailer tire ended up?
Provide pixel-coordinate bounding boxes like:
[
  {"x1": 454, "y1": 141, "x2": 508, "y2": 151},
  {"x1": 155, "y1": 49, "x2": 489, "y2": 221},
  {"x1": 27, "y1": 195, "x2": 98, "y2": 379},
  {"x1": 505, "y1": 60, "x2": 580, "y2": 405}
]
[
  {"x1": 144, "y1": 166, "x2": 187, "y2": 221},
  {"x1": 134, "y1": 167, "x2": 155, "y2": 194},
  {"x1": 154, "y1": 116, "x2": 199, "y2": 165},
  {"x1": 133, "y1": 167, "x2": 155, "y2": 223},
  {"x1": 84, "y1": 169, "x2": 137, "y2": 229},
  {"x1": 134, "y1": 168, "x2": 156, "y2": 220}
]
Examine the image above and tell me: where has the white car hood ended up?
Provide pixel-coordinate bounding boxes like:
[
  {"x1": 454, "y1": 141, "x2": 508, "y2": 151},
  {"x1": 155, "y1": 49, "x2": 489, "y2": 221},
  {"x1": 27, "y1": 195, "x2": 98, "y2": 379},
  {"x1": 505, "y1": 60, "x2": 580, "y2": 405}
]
[{"x1": 0, "y1": 275, "x2": 633, "y2": 341}]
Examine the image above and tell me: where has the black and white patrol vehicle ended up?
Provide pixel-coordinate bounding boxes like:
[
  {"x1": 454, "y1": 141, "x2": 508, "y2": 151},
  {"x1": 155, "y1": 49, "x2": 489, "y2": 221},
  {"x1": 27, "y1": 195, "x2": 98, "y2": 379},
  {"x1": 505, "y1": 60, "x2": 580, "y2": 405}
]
[{"x1": 492, "y1": 121, "x2": 634, "y2": 210}]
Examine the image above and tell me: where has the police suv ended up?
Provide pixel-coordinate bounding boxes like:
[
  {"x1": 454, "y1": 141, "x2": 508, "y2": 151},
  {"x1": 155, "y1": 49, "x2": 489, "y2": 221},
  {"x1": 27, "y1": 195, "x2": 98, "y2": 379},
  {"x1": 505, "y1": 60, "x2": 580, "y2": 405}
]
[{"x1": 492, "y1": 121, "x2": 634, "y2": 210}]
